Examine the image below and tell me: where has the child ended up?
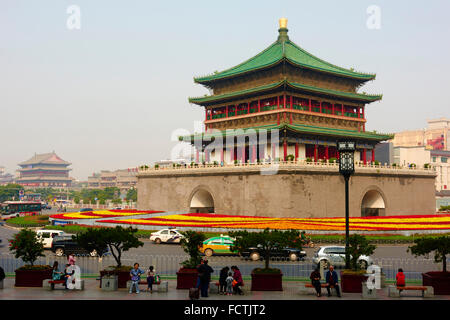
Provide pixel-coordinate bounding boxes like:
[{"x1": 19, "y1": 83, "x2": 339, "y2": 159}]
[
  {"x1": 226, "y1": 272, "x2": 234, "y2": 296},
  {"x1": 147, "y1": 266, "x2": 155, "y2": 293}
]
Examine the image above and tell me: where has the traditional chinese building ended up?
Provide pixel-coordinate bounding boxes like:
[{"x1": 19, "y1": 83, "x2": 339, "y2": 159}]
[
  {"x1": 16, "y1": 152, "x2": 73, "y2": 188},
  {"x1": 138, "y1": 19, "x2": 436, "y2": 218},
  {"x1": 183, "y1": 18, "x2": 391, "y2": 164}
]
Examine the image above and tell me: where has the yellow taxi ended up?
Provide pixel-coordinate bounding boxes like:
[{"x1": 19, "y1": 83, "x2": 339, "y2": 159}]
[{"x1": 200, "y1": 235, "x2": 237, "y2": 257}]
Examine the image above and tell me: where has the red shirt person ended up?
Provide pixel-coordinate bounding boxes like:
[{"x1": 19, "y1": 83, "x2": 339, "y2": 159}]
[{"x1": 396, "y1": 268, "x2": 405, "y2": 287}]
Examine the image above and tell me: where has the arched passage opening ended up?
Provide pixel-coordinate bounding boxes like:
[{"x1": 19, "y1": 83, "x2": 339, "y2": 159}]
[
  {"x1": 361, "y1": 190, "x2": 386, "y2": 217},
  {"x1": 189, "y1": 189, "x2": 215, "y2": 213}
]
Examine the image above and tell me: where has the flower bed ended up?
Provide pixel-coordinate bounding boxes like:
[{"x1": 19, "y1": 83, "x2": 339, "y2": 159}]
[
  {"x1": 50, "y1": 209, "x2": 164, "y2": 220},
  {"x1": 96, "y1": 213, "x2": 450, "y2": 231}
]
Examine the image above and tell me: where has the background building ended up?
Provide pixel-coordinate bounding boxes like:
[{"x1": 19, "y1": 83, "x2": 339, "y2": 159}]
[
  {"x1": 391, "y1": 118, "x2": 450, "y2": 151},
  {"x1": 88, "y1": 168, "x2": 138, "y2": 192},
  {"x1": 16, "y1": 152, "x2": 73, "y2": 188},
  {"x1": 0, "y1": 166, "x2": 14, "y2": 185}
]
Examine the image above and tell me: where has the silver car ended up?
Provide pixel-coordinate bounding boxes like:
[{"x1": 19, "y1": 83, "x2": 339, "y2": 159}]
[{"x1": 312, "y1": 246, "x2": 373, "y2": 269}]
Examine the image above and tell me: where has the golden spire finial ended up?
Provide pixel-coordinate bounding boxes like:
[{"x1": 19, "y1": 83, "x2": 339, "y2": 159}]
[{"x1": 279, "y1": 17, "x2": 288, "y2": 29}]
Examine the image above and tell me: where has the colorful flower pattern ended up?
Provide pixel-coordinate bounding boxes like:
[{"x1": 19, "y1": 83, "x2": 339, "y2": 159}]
[
  {"x1": 50, "y1": 210, "x2": 164, "y2": 220},
  {"x1": 97, "y1": 212, "x2": 450, "y2": 231}
]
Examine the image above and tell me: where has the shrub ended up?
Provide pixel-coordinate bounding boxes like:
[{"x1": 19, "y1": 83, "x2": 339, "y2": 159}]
[
  {"x1": 306, "y1": 157, "x2": 312, "y2": 163},
  {"x1": 9, "y1": 228, "x2": 45, "y2": 266},
  {"x1": 286, "y1": 154, "x2": 295, "y2": 161},
  {"x1": 329, "y1": 157, "x2": 337, "y2": 163},
  {"x1": 154, "y1": 164, "x2": 159, "y2": 169}
]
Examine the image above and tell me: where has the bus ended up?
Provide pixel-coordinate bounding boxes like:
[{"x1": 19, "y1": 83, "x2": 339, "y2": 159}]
[{"x1": 0, "y1": 201, "x2": 42, "y2": 220}]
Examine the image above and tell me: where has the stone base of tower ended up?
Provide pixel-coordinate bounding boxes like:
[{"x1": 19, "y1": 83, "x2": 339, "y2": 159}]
[{"x1": 137, "y1": 163, "x2": 436, "y2": 218}]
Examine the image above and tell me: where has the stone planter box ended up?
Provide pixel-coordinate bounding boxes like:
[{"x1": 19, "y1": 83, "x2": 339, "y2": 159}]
[
  {"x1": 422, "y1": 272, "x2": 450, "y2": 295},
  {"x1": 251, "y1": 272, "x2": 283, "y2": 291},
  {"x1": 99, "y1": 270, "x2": 130, "y2": 289},
  {"x1": 176, "y1": 268, "x2": 198, "y2": 289},
  {"x1": 15, "y1": 268, "x2": 53, "y2": 287},
  {"x1": 341, "y1": 272, "x2": 368, "y2": 293}
]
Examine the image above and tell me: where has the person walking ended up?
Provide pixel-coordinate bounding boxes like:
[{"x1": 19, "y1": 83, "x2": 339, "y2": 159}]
[
  {"x1": 219, "y1": 267, "x2": 229, "y2": 294},
  {"x1": 129, "y1": 263, "x2": 144, "y2": 294},
  {"x1": 146, "y1": 266, "x2": 155, "y2": 293},
  {"x1": 225, "y1": 272, "x2": 234, "y2": 296},
  {"x1": 310, "y1": 267, "x2": 322, "y2": 297},
  {"x1": 197, "y1": 259, "x2": 214, "y2": 297},
  {"x1": 396, "y1": 268, "x2": 406, "y2": 292},
  {"x1": 231, "y1": 266, "x2": 244, "y2": 295},
  {"x1": 325, "y1": 265, "x2": 341, "y2": 297}
]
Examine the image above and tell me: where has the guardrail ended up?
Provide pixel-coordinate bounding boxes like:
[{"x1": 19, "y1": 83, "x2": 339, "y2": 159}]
[{"x1": 0, "y1": 254, "x2": 442, "y2": 281}]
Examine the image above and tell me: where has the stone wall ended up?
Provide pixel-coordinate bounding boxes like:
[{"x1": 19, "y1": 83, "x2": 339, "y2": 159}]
[{"x1": 137, "y1": 165, "x2": 436, "y2": 218}]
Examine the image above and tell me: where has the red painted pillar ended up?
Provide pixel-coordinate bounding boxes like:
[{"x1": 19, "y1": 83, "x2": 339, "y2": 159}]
[
  {"x1": 325, "y1": 146, "x2": 329, "y2": 160},
  {"x1": 341, "y1": 104, "x2": 344, "y2": 116},
  {"x1": 283, "y1": 140, "x2": 287, "y2": 161},
  {"x1": 290, "y1": 95, "x2": 293, "y2": 109},
  {"x1": 295, "y1": 142, "x2": 299, "y2": 161},
  {"x1": 320, "y1": 102, "x2": 322, "y2": 113},
  {"x1": 221, "y1": 149, "x2": 224, "y2": 164},
  {"x1": 258, "y1": 99, "x2": 260, "y2": 113},
  {"x1": 247, "y1": 102, "x2": 250, "y2": 114},
  {"x1": 314, "y1": 144, "x2": 318, "y2": 162},
  {"x1": 332, "y1": 104, "x2": 335, "y2": 115},
  {"x1": 357, "y1": 107, "x2": 360, "y2": 119},
  {"x1": 251, "y1": 145, "x2": 256, "y2": 163},
  {"x1": 363, "y1": 148, "x2": 367, "y2": 164},
  {"x1": 371, "y1": 149, "x2": 375, "y2": 163},
  {"x1": 283, "y1": 94, "x2": 286, "y2": 109},
  {"x1": 309, "y1": 99, "x2": 312, "y2": 112},
  {"x1": 277, "y1": 114, "x2": 280, "y2": 125},
  {"x1": 277, "y1": 96, "x2": 280, "y2": 109},
  {"x1": 226, "y1": 105, "x2": 228, "y2": 118},
  {"x1": 196, "y1": 150, "x2": 199, "y2": 163}
]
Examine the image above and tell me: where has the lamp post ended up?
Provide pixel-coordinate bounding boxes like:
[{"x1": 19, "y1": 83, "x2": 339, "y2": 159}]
[{"x1": 337, "y1": 140, "x2": 356, "y2": 269}]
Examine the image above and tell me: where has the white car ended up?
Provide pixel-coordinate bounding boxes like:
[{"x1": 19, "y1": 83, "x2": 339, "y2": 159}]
[
  {"x1": 150, "y1": 229, "x2": 184, "y2": 244},
  {"x1": 36, "y1": 229, "x2": 69, "y2": 249},
  {"x1": 312, "y1": 246, "x2": 373, "y2": 269}
]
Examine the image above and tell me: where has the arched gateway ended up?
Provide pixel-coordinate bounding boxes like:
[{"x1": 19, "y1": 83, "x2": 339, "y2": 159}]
[
  {"x1": 189, "y1": 189, "x2": 215, "y2": 213},
  {"x1": 361, "y1": 189, "x2": 386, "y2": 217}
]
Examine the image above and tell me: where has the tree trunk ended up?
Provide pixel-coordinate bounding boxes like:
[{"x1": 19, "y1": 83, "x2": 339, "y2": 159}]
[{"x1": 109, "y1": 244, "x2": 120, "y2": 267}]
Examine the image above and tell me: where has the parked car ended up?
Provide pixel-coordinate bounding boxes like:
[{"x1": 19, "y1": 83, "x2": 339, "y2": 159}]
[
  {"x1": 80, "y1": 208, "x2": 94, "y2": 212},
  {"x1": 312, "y1": 246, "x2": 373, "y2": 269},
  {"x1": 51, "y1": 235, "x2": 103, "y2": 257},
  {"x1": 240, "y1": 245, "x2": 306, "y2": 261},
  {"x1": 150, "y1": 228, "x2": 184, "y2": 244},
  {"x1": 200, "y1": 235, "x2": 238, "y2": 257},
  {"x1": 36, "y1": 229, "x2": 68, "y2": 249}
]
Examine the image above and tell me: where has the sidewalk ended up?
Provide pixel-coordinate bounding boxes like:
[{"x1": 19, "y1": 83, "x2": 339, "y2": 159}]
[{"x1": 1, "y1": 278, "x2": 448, "y2": 300}]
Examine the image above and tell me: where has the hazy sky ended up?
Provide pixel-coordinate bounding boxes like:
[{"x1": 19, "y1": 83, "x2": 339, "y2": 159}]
[{"x1": 1, "y1": 0, "x2": 449, "y2": 180}]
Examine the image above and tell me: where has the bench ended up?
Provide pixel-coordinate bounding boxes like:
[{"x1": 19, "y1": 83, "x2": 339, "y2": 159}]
[
  {"x1": 299, "y1": 282, "x2": 330, "y2": 295},
  {"x1": 126, "y1": 280, "x2": 168, "y2": 292},
  {"x1": 388, "y1": 285, "x2": 434, "y2": 298},
  {"x1": 43, "y1": 279, "x2": 85, "y2": 290}
]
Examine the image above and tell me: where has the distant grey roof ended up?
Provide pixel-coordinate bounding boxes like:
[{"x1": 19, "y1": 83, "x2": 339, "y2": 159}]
[{"x1": 19, "y1": 152, "x2": 71, "y2": 166}]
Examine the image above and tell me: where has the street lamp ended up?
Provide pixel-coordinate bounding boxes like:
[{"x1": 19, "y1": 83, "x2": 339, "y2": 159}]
[{"x1": 337, "y1": 140, "x2": 356, "y2": 269}]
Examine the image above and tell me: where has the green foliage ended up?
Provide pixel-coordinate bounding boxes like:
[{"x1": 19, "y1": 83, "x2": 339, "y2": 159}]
[
  {"x1": 229, "y1": 229, "x2": 302, "y2": 270},
  {"x1": 74, "y1": 196, "x2": 80, "y2": 204},
  {"x1": 439, "y1": 205, "x2": 450, "y2": 211},
  {"x1": 424, "y1": 163, "x2": 430, "y2": 169},
  {"x1": 179, "y1": 231, "x2": 206, "y2": 268},
  {"x1": 306, "y1": 157, "x2": 312, "y2": 163},
  {"x1": 286, "y1": 154, "x2": 295, "y2": 161},
  {"x1": 75, "y1": 226, "x2": 144, "y2": 267},
  {"x1": 0, "y1": 184, "x2": 24, "y2": 202},
  {"x1": 346, "y1": 234, "x2": 376, "y2": 271},
  {"x1": 126, "y1": 188, "x2": 137, "y2": 202},
  {"x1": 9, "y1": 228, "x2": 45, "y2": 266},
  {"x1": 329, "y1": 157, "x2": 337, "y2": 163},
  {"x1": 6, "y1": 215, "x2": 49, "y2": 227},
  {"x1": 111, "y1": 198, "x2": 122, "y2": 205},
  {"x1": 408, "y1": 236, "x2": 450, "y2": 272}
]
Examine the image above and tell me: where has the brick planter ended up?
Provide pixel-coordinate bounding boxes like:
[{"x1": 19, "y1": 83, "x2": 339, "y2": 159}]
[
  {"x1": 422, "y1": 272, "x2": 450, "y2": 295},
  {"x1": 99, "y1": 270, "x2": 131, "y2": 289},
  {"x1": 176, "y1": 268, "x2": 198, "y2": 289},
  {"x1": 251, "y1": 272, "x2": 283, "y2": 291},
  {"x1": 15, "y1": 268, "x2": 53, "y2": 287},
  {"x1": 341, "y1": 272, "x2": 368, "y2": 293}
]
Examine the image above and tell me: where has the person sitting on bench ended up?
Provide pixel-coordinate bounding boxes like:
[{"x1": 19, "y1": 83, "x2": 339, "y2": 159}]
[
  {"x1": 396, "y1": 268, "x2": 405, "y2": 292},
  {"x1": 325, "y1": 265, "x2": 341, "y2": 298}
]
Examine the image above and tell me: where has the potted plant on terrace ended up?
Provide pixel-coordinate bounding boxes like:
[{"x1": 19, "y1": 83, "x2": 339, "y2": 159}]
[
  {"x1": 408, "y1": 236, "x2": 450, "y2": 294},
  {"x1": 9, "y1": 228, "x2": 51, "y2": 287},
  {"x1": 176, "y1": 231, "x2": 206, "y2": 289},
  {"x1": 76, "y1": 226, "x2": 144, "y2": 288},
  {"x1": 340, "y1": 234, "x2": 376, "y2": 293},
  {"x1": 229, "y1": 228, "x2": 302, "y2": 291}
]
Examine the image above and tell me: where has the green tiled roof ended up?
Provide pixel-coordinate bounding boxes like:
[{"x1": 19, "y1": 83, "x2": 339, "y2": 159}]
[
  {"x1": 194, "y1": 32, "x2": 375, "y2": 83},
  {"x1": 180, "y1": 123, "x2": 393, "y2": 142},
  {"x1": 189, "y1": 80, "x2": 382, "y2": 105}
]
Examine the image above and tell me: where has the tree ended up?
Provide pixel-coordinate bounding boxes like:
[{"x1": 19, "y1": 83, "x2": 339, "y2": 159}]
[
  {"x1": 229, "y1": 229, "x2": 302, "y2": 270},
  {"x1": 75, "y1": 226, "x2": 144, "y2": 268},
  {"x1": 408, "y1": 236, "x2": 450, "y2": 272},
  {"x1": 179, "y1": 231, "x2": 206, "y2": 268},
  {"x1": 0, "y1": 184, "x2": 24, "y2": 202},
  {"x1": 111, "y1": 198, "x2": 122, "y2": 205},
  {"x1": 126, "y1": 188, "x2": 137, "y2": 202},
  {"x1": 9, "y1": 229, "x2": 45, "y2": 266},
  {"x1": 346, "y1": 234, "x2": 376, "y2": 271}
]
